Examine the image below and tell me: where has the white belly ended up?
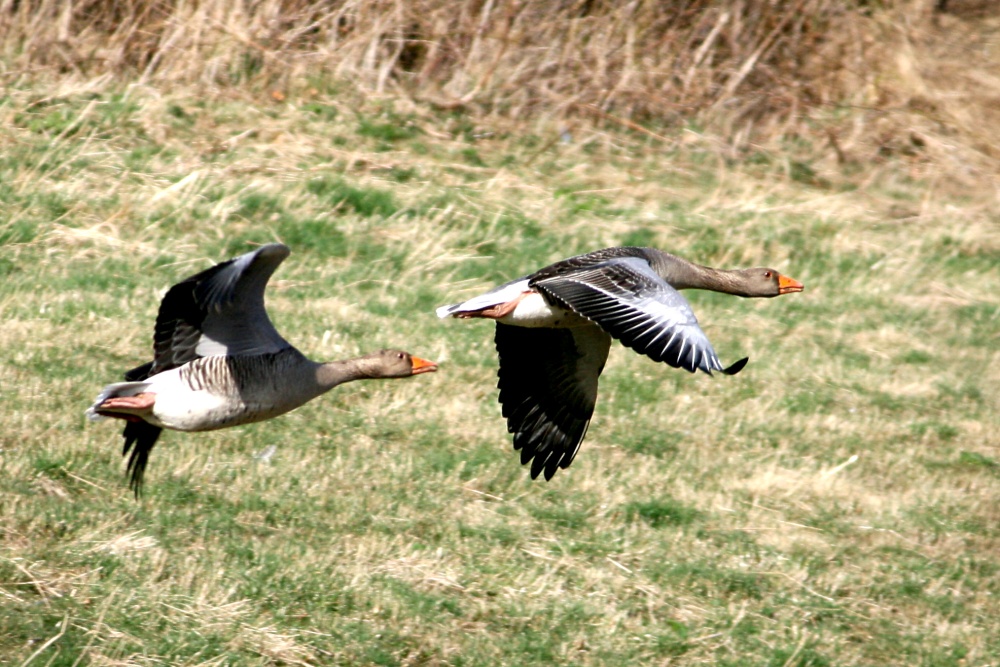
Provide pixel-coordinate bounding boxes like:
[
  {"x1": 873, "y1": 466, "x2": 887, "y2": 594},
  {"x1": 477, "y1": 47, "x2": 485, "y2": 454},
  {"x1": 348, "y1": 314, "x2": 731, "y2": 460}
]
[
  {"x1": 498, "y1": 291, "x2": 590, "y2": 328},
  {"x1": 144, "y1": 367, "x2": 246, "y2": 431}
]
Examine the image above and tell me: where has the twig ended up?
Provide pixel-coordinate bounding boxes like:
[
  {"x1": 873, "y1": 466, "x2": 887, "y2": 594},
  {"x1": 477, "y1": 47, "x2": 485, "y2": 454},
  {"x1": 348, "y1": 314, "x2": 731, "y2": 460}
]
[
  {"x1": 754, "y1": 571, "x2": 834, "y2": 603},
  {"x1": 19, "y1": 613, "x2": 68, "y2": 667}
]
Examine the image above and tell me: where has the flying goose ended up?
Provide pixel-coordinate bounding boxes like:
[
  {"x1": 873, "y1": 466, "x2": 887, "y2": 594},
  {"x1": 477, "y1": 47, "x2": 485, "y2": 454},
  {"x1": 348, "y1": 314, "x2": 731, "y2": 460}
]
[
  {"x1": 88, "y1": 243, "x2": 437, "y2": 495},
  {"x1": 437, "y1": 246, "x2": 803, "y2": 480}
]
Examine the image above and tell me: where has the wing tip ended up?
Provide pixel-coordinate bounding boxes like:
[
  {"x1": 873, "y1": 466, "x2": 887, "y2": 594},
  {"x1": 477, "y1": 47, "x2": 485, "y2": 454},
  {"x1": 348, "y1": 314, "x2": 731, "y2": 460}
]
[
  {"x1": 722, "y1": 356, "x2": 749, "y2": 375},
  {"x1": 257, "y1": 243, "x2": 291, "y2": 261},
  {"x1": 121, "y1": 421, "x2": 162, "y2": 500}
]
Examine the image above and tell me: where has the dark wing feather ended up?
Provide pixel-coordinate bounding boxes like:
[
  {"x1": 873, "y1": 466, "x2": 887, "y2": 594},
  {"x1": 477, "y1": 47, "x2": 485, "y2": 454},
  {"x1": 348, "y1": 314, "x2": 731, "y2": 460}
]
[
  {"x1": 528, "y1": 246, "x2": 649, "y2": 280},
  {"x1": 117, "y1": 361, "x2": 163, "y2": 497},
  {"x1": 123, "y1": 361, "x2": 154, "y2": 382},
  {"x1": 495, "y1": 322, "x2": 611, "y2": 480},
  {"x1": 151, "y1": 243, "x2": 292, "y2": 374},
  {"x1": 533, "y1": 256, "x2": 745, "y2": 375},
  {"x1": 122, "y1": 420, "x2": 161, "y2": 498}
]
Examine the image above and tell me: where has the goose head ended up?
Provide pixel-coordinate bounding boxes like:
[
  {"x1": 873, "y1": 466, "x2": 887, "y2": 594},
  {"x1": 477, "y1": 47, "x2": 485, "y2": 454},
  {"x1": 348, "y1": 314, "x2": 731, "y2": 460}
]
[
  {"x1": 732, "y1": 268, "x2": 804, "y2": 297},
  {"x1": 364, "y1": 349, "x2": 439, "y2": 378}
]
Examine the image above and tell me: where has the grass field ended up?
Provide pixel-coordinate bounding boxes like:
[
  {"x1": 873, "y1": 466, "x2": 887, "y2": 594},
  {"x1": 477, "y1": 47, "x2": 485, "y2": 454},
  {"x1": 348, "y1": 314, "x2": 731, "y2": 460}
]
[{"x1": 1, "y1": 78, "x2": 999, "y2": 666}]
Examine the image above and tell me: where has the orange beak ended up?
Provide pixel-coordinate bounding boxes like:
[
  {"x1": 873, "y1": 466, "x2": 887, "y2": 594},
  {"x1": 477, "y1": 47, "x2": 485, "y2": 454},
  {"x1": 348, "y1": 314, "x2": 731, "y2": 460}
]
[
  {"x1": 410, "y1": 356, "x2": 438, "y2": 375},
  {"x1": 777, "y1": 274, "x2": 804, "y2": 295}
]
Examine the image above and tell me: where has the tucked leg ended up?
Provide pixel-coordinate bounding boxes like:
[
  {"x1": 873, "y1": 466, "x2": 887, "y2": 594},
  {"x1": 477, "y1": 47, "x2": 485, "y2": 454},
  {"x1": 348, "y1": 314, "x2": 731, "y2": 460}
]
[
  {"x1": 94, "y1": 393, "x2": 156, "y2": 420},
  {"x1": 456, "y1": 292, "x2": 529, "y2": 320},
  {"x1": 99, "y1": 392, "x2": 156, "y2": 410}
]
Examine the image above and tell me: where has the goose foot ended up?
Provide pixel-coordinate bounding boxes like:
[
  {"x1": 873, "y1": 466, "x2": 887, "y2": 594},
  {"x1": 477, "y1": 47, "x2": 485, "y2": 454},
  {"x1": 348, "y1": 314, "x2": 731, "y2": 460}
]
[
  {"x1": 98, "y1": 392, "x2": 156, "y2": 411},
  {"x1": 457, "y1": 292, "x2": 529, "y2": 319}
]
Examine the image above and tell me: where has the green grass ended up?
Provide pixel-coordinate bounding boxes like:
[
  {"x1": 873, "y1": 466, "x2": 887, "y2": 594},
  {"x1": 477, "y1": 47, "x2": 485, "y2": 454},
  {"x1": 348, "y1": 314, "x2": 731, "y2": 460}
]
[{"x1": 1, "y1": 83, "x2": 998, "y2": 666}]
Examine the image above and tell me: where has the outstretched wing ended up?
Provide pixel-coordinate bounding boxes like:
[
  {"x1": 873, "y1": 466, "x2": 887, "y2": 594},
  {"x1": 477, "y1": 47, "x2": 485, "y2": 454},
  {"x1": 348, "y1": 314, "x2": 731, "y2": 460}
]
[
  {"x1": 533, "y1": 256, "x2": 745, "y2": 375},
  {"x1": 495, "y1": 322, "x2": 612, "y2": 480},
  {"x1": 151, "y1": 243, "x2": 292, "y2": 374}
]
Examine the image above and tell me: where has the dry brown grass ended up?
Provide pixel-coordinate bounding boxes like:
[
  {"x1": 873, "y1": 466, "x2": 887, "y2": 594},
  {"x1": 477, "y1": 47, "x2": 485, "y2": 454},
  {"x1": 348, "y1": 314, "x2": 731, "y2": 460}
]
[{"x1": 3, "y1": 1, "x2": 1000, "y2": 193}]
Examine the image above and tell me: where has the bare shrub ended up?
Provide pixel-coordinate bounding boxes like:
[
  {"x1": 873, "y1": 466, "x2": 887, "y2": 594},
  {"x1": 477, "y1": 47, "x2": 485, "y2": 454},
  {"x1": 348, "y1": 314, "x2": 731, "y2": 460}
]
[
  {"x1": 3, "y1": 0, "x2": 999, "y2": 187},
  {"x1": 0, "y1": 1, "x2": 916, "y2": 119}
]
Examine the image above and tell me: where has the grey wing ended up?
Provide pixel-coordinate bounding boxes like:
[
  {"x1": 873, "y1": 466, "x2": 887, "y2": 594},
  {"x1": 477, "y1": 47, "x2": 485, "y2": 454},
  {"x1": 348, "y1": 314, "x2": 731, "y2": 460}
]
[
  {"x1": 495, "y1": 322, "x2": 612, "y2": 480},
  {"x1": 151, "y1": 243, "x2": 292, "y2": 373},
  {"x1": 534, "y1": 256, "x2": 744, "y2": 375}
]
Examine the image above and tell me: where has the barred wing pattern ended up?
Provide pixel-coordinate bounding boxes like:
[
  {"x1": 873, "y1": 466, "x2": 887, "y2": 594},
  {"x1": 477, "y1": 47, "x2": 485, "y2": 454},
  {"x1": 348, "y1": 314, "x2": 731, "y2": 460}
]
[
  {"x1": 495, "y1": 322, "x2": 612, "y2": 480},
  {"x1": 533, "y1": 256, "x2": 746, "y2": 376}
]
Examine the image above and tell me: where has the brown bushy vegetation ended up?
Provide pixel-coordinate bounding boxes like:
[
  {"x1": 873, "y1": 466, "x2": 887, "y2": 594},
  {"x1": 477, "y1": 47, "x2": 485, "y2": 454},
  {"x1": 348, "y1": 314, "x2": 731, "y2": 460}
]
[{"x1": 3, "y1": 0, "x2": 1000, "y2": 191}]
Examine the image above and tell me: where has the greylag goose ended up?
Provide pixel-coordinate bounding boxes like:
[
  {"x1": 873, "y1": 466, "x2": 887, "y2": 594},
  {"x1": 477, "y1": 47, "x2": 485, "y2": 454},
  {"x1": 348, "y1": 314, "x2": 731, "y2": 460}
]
[
  {"x1": 88, "y1": 243, "x2": 437, "y2": 495},
  {"x1": 437, "y1": 246, "x2": 803, "y2": 480}
]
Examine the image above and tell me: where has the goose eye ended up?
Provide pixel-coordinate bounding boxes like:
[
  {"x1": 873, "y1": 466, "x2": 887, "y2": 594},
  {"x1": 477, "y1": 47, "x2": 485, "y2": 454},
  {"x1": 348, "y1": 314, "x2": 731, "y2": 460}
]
[
  {"x1": 764, "y1": 270, "x2": 773, "y2": 278},
  {"x1": 397, "y1": 352, "x2": 405, "y2": 360}
]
